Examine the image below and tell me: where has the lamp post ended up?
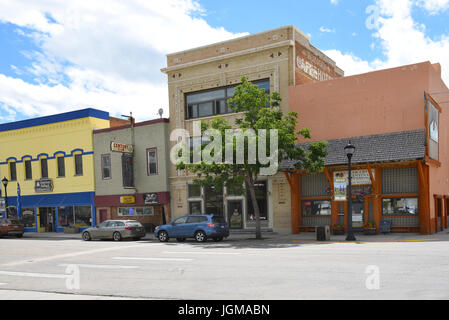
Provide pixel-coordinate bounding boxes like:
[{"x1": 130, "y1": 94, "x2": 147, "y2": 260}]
[
  {"x1": 344, "y1": 142, "x2": 356, "y2": 241},
  {"x1": 2, "y1": 177, "x2": 8, "y2": 217}
]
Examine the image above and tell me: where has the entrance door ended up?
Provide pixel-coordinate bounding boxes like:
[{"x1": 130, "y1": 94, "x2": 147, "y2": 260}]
[
  {"x1": 39, "y1": 207, "x2": 56, "y2": 232},
  {"x1": 350, "y1": 198, "x2": 364, "y2": 230},
  {"x1": 227, "y1": 200, "x2": 243, "y2": 229},
  {"x1": 99, "y1": 209, "x2": 108, "y2": 223}
]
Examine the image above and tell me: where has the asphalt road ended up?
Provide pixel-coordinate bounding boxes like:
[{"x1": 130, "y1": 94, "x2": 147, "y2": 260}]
[{"x1": 0, "y1": 236, "x2": 449, "y2": 300}]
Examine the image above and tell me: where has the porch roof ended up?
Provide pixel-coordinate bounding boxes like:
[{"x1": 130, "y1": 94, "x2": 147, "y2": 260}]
[{"x1": 280, "y1": 129, "x2": 426, "y2": 170}]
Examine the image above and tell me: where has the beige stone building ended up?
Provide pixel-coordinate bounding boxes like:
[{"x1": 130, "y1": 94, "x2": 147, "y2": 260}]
[{"x1": 161, "y1": 25, "x2": 344, "y2": 233}]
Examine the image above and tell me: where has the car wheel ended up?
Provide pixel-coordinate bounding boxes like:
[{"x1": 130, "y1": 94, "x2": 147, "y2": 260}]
[
  {"x1": 82, "y1": 231, "x2": 91, "y2": 241},
  {"x1": 113, "y1": 232, "x2": 122, "y2": 242},
  {"x1": 195, "y1": 231, "x2": 207, "y2": 243},
  {"x1": 176, "y1": 238, "x2": 186, "y2": 242},
  {"x1": 158, "y1": 231, "x2": 169, "y2": 242},
  {"x1": 213, "y1": 237, "x2": 223, "y2": 242}
]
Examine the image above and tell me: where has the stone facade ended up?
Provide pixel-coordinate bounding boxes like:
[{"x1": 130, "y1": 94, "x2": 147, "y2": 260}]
[{"x1": 162, "y1": 25, "x2": 343, "y2": 233}]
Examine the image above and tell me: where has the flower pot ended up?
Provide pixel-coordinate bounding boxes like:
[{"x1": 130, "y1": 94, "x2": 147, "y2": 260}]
[
  {"x1": 364, "y1": 228, "x2": 377, "y2": 235},
  {"x1": 333, "y1": 229, "x2": 345, "y2": 235}
]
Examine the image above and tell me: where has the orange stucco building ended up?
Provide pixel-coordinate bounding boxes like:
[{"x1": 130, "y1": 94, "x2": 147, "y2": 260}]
[{"x1": 284, "y1": 61, "x2": 449, "y2": 235}]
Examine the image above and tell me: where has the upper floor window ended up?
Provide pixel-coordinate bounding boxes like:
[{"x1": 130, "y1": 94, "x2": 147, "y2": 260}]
[
  {"x1": 74, "y1": 154, "x2": 83, "y2": 176},
  {"x1": 101, "y1": 154, "x2": 111, "y2": 180},
  {"x1": 24, "y1": 160, "x2": 32, "y2": 180},
  {"x1": 9, "y1": 161, "x2": 17, "y2": 181},
  {"x1": 41, "y1": 158, "x2": 48, "y2": 178},
  {"x1": 57, "y1": 156, "x2": 65, "y2": 177},
  {"x1": 185, "y1": 79, "x2": 270, "y2": 120},
  {"x1": 147, "y1": 148, "x2": 158, "y2": 175}
]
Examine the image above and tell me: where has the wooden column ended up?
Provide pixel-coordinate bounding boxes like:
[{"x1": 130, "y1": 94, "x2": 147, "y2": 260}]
[
  {"x1": 285, "y1": 172, "x2": 301, "y2": 234},
  {"x1": 417, "y1": 161, "x2": 431, "y2": 234}
]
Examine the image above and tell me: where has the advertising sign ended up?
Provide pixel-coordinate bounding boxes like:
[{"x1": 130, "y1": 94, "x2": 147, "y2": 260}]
[
  {"x1": 144, "y1": 193, "x2": 159, "y2": 205},
  {"x1": 428, "y1": 98, "x2": 439, "y2": 161},
  {"x1": 111, "y1": 142, "x2": 133, "y2": 154},
  {"x1": 120, "y1": 196, "x2": 135, "y2": 204},
  {"x1": 333, "y1": 170, "x2": 375, "y2": 186},
  {"x1": 35, "y1": 179, "x2": 54, "y2": 193},
  {"x1": 334, "y1": 178, "x2": 347, "y2": 201}
]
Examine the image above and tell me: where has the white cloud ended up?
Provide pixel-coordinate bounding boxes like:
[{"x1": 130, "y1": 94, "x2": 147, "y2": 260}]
[
  {"x1": 0, "y1": 0, "x2": 248, "y2": 122},
  {"x1": 320, "y1": 26, "x2": 336, "y2": 33},
  {"x1": 330, "y1": 0, "x2": 339, "y2": 5},
  {"x1": 326, "y1": 0, "x2": 449, "y2": 85},
  {"x1": 416, "y1": 0, "x2": 449, "y2": 14}
]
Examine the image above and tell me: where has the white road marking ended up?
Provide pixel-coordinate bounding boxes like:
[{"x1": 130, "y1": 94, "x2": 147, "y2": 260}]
[
  {"x1": 1, "y1": 244, "x2": 146, "y2": 267},
  {"x1": 57, "y1": 264, "x2": 140, "y2": 270},
  {"x1": 113, "y1": 257, "x2": 193, "y2": 262},
  {"x1": 0, "y1": 270, "x2": 67, "y2": 279},
  {"x1": 163, "y1": 251, "x2": 241, "y2": 255}
]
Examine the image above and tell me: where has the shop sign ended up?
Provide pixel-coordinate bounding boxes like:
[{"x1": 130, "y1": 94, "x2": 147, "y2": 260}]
[
  {"x1": 333, "y1": 170, "x2": 374, "y2": 186},
  {"x1": 334, "y1": 178, "x2": 347, "y2": 201},
  {"x1": 111, "y1": 142, "x2": 133, "y2": 154},
  {"x1": 143, "y1": 193, "x2": 159, "y2": 205},
  {"x1": 35, "y1": 178, "x2": 54, "y2": 193},
  {"x1": 120, "y1": 196, "x2": 135, "y2": 204}
]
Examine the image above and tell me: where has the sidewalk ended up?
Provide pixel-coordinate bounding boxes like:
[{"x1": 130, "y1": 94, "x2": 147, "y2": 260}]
[{"x1": 21, "y1": 230, "x2": 449, "y2": 242}]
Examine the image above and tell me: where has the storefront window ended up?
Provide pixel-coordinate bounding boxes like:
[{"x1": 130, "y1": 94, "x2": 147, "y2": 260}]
[
  {"x1": 205, "y1": 185, "x2": 224, "y2": 216},
  {"x1": 74, "y1": 206, "x2": 92, "y2": 227},
  {"x1": 58, "y1": 206, "x2": 74, "y2": 227},
  {"x1": 302, "y1": 200, "x2": 331, "y2": 216},
  {"x1": 118, "y1": 207, "x2": 155, "y2": 217},
  {"x1": 382, "y1": 198, "x2": 418, "y2": 216},
  {"x1": 22, "y1": 208, "x2": 35, "y2": 228},
  {"x1": 189, "y1": 201, "x2": 202, "y2": 214},
  {"x1": 247, "y1": 181, "x2": 268, "y2": 221}
]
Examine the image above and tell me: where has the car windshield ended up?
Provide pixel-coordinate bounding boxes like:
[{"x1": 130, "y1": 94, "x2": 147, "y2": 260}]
[{"x1": 212, "y1": 216, "x2": 225, "y2": 224}]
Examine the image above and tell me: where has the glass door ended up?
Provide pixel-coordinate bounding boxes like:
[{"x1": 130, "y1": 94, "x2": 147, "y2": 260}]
[
  {"x1": 227, "y1": 200, "x2": 243, "y2": 229},
  {"x1": 351, "y1": 198, "x2": 365, "y2": 229}
]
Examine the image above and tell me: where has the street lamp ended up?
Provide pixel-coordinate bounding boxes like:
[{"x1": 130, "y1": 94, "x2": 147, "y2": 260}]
[
  {"x1": 2, "y1": 177, "x2": 8, "y2": 215},
  {"x1": 344, "y1": 142, "x2": 356, "y2": 241}
]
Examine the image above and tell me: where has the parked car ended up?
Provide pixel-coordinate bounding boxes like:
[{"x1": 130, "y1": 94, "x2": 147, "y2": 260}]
[
  {"x1": 155, "y1": 214, "x2": 229, "y2": 243},
  {"x1": 82, "y1": 220, "x2": 146, "y2": 241},
  {"x1": 0, "y1": 218, "x2": 24, "y2": 238}
]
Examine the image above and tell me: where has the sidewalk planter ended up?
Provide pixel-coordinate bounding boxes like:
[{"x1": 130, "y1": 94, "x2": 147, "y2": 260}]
[
  {"x1": 332, "y1": 226, "x2": 345, "y2": 235},
  {"x1": 364, "y1": 228, "x2": 377, "y2": 235}
]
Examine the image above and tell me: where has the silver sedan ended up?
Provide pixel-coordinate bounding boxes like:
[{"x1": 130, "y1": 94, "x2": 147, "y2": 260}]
[{"x1": 82, "y1": 220, "x2": 146, "y2": 241}]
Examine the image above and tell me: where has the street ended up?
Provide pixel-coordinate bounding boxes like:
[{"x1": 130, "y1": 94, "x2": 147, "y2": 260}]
[{"x1": 1, "y1": 235, "x2": 449, "y2": 300}]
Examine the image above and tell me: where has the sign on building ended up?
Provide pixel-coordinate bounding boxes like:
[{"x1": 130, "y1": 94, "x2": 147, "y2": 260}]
[
  {"x1": 111, "y1": 142, "x2": 133, "y2": 154},
  {"x1": 35, "y1": 178, "x2": 54, "y2": 193},
  {"x1": 144, "y1": 193, "x2": 159, "y2": 205}
]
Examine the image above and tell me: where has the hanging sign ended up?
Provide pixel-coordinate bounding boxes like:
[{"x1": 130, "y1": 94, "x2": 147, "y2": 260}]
[
  {"x1": 333, "y1": 170, "x2": 374, "y2": 186},
  {"x1": 120, "y1": 196, "x2": 135, "y2": 204},
  {"x1": 334, "y1": 178, "x2": 347, "y2": 201}
]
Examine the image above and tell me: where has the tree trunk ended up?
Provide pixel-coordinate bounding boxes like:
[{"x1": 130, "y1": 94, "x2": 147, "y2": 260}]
[{"x1": 246, "y1": 176, "x2": 262, "y2": 240}]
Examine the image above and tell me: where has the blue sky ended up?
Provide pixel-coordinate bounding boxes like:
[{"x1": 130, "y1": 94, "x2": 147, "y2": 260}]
[{"x1": 0, "y1": 0, "x2": 448, "y2": 123}]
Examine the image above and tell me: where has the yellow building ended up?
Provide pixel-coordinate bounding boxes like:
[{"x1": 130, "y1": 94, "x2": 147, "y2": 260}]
[{"x1": 0, "y1": 108, "x2": 110, "y2": 232}]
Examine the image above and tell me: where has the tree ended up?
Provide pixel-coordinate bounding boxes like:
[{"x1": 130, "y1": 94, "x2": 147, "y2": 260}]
[{"x1": 176, "y1": 76, "x2": 328, "y2": 239}]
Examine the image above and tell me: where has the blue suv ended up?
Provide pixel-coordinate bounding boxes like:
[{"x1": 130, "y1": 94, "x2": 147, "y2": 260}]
[{"x1": 155, "y1": 214, "x2": 229, "y2": 242}]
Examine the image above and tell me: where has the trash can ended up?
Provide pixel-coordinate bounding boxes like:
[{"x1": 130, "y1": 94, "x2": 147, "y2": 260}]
[{"x1": 316, "y1": 226, "x2": 330, "y2": 241}]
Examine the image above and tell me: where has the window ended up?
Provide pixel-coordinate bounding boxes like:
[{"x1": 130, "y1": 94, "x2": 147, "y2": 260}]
[
  {"x1": 9, "y1": 162, "x2": 17, "y2": 181},
  {"x1": 173, "y1": 216, "x2": 188, "y2": 225},
  {"x1": 74, "y1": 206, "x2": 92, "y2": 227},
  {"x1": 185, "y1": 79, "x2": 270, "y2": 120},
  {"x1": 382, "y1": 198, "x2": 418, "y2": 216},
  {"x1": 22, "y1": 208, "x2": 35, "y2": 228},
  {"x1": 187, "y1": 216, "x2": 208, "y2": 223},
  {"x1": 101, "y1": 154, "x2": 111, "y2": 179},
  {"x1": 118, "y1": 207, "x2": 154, "y2": 217},
  {"x1": 58, "y1": 206, "x2": 74, "y2": 227},
  {"x1": 74, "y1": 154, "x2": 83, "y2": 176},
  {"x1": 188, "y1": 184, "x2": 201, "y2": 198},
  {"x1": 122, "y1": 153, "x2": 134, "y2": 187},
  {"x1": 41, "y1": 158, "x2": 48, "y2": 178},
  {"x1": 57, "y1": 156, "x2": 65, "y2": 177},
  {"x1": 24, "y1": 160, "x2": 32, "y2": 180},
  {"x1": 247, "y1": 181, "x2": 268, "y2": 221},
  {"x1": 147, "y1": 148, "x2": 158, "y2": 175},
  {"x1": 189, "y1": 201, "x2": 202, "y2": 214},
  {"x1": 302, "y1": 200, "x2": 332, "y2": 217},
  {"x1": 205, "y1": 185, "x2": 224, "y2": 216}
]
